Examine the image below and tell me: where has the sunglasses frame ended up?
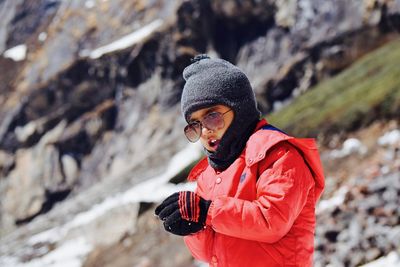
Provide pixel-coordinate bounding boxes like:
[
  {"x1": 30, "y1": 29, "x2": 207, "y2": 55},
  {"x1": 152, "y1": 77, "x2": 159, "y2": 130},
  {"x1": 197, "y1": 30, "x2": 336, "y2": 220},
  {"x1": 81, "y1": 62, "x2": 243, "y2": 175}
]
[{"x1": 184, "y1": 109, "x2": 232, "y2": 142}]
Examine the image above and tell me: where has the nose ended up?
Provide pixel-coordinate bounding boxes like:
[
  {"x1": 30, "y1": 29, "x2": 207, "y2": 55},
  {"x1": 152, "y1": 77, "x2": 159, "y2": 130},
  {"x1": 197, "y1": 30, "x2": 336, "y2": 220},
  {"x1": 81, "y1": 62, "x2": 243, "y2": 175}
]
[{"x1": 201, "y1": 124, "x2": 212, "y2": 137}]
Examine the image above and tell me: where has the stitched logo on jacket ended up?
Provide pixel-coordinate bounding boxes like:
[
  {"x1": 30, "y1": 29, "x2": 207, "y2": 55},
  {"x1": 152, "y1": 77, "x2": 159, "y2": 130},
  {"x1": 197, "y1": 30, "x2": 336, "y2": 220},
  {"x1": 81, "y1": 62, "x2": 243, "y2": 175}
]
[{"x1": 240, "y1": 173, "x2": 247, "y2": 183}]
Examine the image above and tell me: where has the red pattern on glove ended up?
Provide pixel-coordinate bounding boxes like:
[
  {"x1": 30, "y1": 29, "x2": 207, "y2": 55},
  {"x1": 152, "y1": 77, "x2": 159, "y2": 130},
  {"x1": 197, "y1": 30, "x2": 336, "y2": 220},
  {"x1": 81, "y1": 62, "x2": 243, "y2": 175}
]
[{"x1": 179, "y1": 191, "x2": 200, "y2": 222}]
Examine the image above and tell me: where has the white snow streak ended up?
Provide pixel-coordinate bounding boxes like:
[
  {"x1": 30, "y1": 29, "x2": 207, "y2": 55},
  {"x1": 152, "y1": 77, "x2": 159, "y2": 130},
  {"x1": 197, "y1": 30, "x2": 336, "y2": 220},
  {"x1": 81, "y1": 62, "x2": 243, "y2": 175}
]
[
  {"x1": 329, "y1": 138, "x2": 367, "y2": 159},
  {"x1": 378, "y1": 129, "x2": 400, "y2": 146},
  {"x1": 3, "y1": 44, "x2": 27, "y2": 61},
  {"x1": 317, "y1": 186, "x2": 348, "y2": 214},
  {"x1": 0, "y1": 143, "x2": 202, "y2": 267},
  {"x1": 360, "y1": 251, "x2": 400, "y2": 267},
  {"x1": 85, "y1": 20, "x2": 163, "y2": 59},
  {"x1": 11, "y1": 238, "x2": 92, "y2": 267}
]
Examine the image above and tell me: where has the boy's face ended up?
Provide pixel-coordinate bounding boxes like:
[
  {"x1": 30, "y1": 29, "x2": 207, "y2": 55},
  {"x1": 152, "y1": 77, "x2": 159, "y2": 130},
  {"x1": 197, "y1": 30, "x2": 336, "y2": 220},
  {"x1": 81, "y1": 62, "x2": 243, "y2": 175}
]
[{"x1": 188, "y1": 104, "x2": 234, "y2": 152}]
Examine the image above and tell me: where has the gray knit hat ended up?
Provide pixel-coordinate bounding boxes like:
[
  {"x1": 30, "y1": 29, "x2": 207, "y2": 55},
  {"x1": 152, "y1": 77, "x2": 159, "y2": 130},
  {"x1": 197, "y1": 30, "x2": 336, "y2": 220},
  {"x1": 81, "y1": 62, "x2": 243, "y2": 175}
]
[
  {"x1": 181, "y1": 55, "x2": 260, "y2": 122},
  {"x1": 181, "y1": 55, "x2": 261, "y2": 171}
]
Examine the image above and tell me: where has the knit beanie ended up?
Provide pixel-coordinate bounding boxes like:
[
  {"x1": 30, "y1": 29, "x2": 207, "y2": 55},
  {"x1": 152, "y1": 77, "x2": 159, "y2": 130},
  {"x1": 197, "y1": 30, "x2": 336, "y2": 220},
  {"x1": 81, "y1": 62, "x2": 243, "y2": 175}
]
[{"x1": 181, "y1": 55, "x2": 261, "y2": 171}]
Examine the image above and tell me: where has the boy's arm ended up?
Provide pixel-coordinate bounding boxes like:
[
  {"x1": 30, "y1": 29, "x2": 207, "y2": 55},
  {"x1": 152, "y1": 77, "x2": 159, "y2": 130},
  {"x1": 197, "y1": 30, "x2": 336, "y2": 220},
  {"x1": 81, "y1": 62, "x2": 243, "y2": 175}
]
[{"x1": 183, "y1": 177, "x2": 215, "y2": 262}]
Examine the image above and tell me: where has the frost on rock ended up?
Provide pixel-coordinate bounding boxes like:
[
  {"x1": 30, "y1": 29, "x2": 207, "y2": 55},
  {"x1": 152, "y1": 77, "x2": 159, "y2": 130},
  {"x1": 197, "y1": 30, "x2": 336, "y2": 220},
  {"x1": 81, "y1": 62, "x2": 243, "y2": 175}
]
[
  {"x1": 329, "y1": 138, "x2": 367, "y2": 159},
  {"x1": 82, "y1": 20, "x2": 164, "y2": 59},
  {"x1": 378, "y1": 129, "x2": 400, "y2": 146},
  {"x1": 0, "y1": 143, "x2": 202, "y2": 267},
  {"x1": 3, "y1": 44, "x2": 27, "y2": 61},
  {"x1": 360, "y1": 251, "x2": 400, "y2": 267},
  {"x1": 316, "y1": 186, "x2": 348, "y2": 214}
]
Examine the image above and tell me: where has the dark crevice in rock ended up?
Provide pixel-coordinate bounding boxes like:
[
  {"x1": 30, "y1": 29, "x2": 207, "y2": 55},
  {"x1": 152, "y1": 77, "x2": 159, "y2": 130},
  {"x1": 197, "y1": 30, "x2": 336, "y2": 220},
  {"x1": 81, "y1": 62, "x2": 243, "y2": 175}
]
[
  {"x1": 58, "y1": 150, "x2": 68, "y2": 184},
  {"x1": 175, "y1": 0, "x2": 211, "y2": 53},
  {"x1": 324, "y1": 230, "x2": 340, "y2": 243},
  {"x1": 0, "y1": 57, "x2": 22, "y2": 95},
  {"x1": 15, "y1": 188, "x2": 71, "y2": 226},
  {"x1": 55, "y1": 101, "x2": 118, "y2": 165},
  {"x1": 0, "y1": 151, "x2": 15, "y2": 178},
  {"x1": 62, "y1": 59, "x2": 94, "y2": 85},
  {"x1": 126, "y1": 37, "x2": 160, "y2": 88},
  {"x1": 56, "y1": 131, "x2": 92, "y2": 165},
  {"x1": 212, "y1": 16, "x2": 275, "y2": 62},
  {"x1": 101, "y1": 103, "x2": 118, "y2": 131},
  {"x1": 138, "y1": 202, "x2": 153, "y2": 216},
  {"x1": 158, "y1": 79, "x2": 186, "y2": 110},
  {"x1": 0, "y1": 57, "x2": 117, "y2": 152},
  {"x1": 378, "y1": 3, "x2": 400, "y2": 33}
]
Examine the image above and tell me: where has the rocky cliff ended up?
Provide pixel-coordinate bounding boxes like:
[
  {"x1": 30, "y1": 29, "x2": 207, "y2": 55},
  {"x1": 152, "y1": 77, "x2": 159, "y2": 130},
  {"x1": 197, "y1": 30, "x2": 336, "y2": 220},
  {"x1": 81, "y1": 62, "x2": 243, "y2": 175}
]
[{"x1": 0, "y1": 0, "x2": 399, "y2": 266}]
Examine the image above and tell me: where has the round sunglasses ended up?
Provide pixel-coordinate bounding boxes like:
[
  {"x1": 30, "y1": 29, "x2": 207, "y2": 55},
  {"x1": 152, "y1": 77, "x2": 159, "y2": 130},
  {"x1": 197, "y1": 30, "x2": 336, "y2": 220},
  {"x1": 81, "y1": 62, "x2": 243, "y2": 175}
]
[{"x1": 184, "y1": 109, "x2": 232, "y2": 142}]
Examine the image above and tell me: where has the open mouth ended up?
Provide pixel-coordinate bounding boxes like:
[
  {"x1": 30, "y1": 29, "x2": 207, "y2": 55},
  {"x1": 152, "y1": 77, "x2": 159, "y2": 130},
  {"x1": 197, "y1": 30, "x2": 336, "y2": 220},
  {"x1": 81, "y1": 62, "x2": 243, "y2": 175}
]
[{"x1": 208, "y1": 139, "x2": 220, "y2": 149}]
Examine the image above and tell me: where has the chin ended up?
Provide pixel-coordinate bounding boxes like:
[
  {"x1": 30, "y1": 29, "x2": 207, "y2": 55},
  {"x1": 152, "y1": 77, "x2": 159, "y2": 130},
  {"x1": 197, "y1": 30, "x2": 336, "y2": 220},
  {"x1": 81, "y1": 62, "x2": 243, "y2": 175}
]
[{"x1": 203, "y1": 145, "x2": 216, "y2": 152}]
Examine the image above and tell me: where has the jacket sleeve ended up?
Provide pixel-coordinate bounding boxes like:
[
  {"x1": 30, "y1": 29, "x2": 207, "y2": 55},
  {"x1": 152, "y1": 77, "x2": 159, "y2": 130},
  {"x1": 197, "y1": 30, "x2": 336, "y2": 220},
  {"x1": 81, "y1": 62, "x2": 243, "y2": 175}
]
[
  {"x1": 183, "y1": 175, "x2": 215, "y2": 262},
  {"x1": 206, "y1": 142, "x2": 315, "y2": 243},
  {"x1": 183, "y1": 226, "x2": 214, "y2": 262}
]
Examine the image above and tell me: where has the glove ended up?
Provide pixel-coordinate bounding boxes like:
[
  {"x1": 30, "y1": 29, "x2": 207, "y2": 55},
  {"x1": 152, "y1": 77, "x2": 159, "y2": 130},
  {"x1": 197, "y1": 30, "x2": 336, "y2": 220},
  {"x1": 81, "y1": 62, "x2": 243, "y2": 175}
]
[
  {"x1": 161, "y1": 217, "x2": 205, "y2": 236},
  {"x1": 155, "y1": 191, "x2": 211, "y2": 236}
]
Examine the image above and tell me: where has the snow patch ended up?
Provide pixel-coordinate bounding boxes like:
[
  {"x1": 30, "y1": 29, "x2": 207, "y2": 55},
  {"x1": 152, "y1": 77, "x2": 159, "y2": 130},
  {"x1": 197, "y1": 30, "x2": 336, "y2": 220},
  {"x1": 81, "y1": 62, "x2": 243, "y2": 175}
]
[
  {"x1": 0, "y1": 238, "x2": 92, "y2": 267},
  {"x1": 85, "y1": 0, "x2": 95, "y2": 9},
  {"x1": 38, "y1": 32, "x2": 47, "y2": 42},
  {"x1": 3, "y1": 44, "x2": 27, "y2": 61},
  {"x1": 31, "y1": 238, "x2": 90, "y2": 267},
  {"x1": 329, "y1": 138, "x2": 367, "y2": 159},
  {"x1": 317, "y1": 186, "x2": 348, "y2": 214},
  {"x1": 378, "y1": 129, "x2": 400, "y2": 146},
  {"x1": 15, "y1": 121, "x2": 37, "y2": 142},
  {"x1": 68, "y1": 142, "x2": 201, "y2": 229},
  {"x1": 272, "y1": 98, "x2": 291, "y2": 112},
  {"x1": 360, "y1": 251, "x2": 400, "y2": 267},
  {"x1": 28, "y1": 143, "x2": 201, "y2": 243},
  {"x1": 83, "y1": 20, "x2": 163, "y2": 59},
  {"x1": 3, "y1": 143, "x2": 202, "y2": 266}
]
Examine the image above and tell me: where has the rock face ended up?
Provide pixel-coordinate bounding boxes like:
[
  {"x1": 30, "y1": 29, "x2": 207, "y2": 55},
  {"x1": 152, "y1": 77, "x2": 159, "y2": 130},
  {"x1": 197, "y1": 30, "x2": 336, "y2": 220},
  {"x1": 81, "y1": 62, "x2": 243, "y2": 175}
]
[
  {"x1": 237, "y1": 0, "x2": 400, "y2": 111},
  {"x1": 316, "y1": 172, "x2": 400, "y2": 266},
  {"x1": 0, "y1": 0, "x2": 399, "y2": 266},
  {"x1": 316, "y1": 125, "x2": 400, "y2": 267}
]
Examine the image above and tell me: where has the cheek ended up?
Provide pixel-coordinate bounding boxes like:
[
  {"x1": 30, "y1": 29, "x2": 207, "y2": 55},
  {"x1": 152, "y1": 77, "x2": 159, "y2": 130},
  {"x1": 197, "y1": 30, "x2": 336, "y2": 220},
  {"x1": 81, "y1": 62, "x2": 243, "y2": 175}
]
[
  {"x1": 200, "y1": 138, "x2": 208, "y2": 147},
  {"x1": 216, "y1": 127, "x2": 228, "y2": 138},
  {"x1": 200, "y1": 136, "x2": 212, "y2": 150},
  {"x1": 219, "y1": 117, "x2": 233, "y2": 137}
]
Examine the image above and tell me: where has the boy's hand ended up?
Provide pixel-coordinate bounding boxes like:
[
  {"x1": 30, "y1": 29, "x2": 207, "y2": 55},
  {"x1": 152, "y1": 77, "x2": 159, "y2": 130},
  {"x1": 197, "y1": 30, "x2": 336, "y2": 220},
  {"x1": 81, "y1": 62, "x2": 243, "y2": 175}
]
[
  {"x1": 155, "y1": 191, "x2": 211, "y2": 236},
  {"x1": 162, "y1": 217, "x2": 205, "y2": 236}
]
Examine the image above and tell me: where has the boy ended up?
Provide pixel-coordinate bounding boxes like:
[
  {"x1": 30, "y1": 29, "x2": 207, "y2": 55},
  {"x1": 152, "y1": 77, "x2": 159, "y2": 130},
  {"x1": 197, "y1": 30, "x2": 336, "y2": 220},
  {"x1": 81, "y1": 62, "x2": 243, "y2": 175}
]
[{"x1": 155, "y1": 55, "x2": 325, "y2": 267}]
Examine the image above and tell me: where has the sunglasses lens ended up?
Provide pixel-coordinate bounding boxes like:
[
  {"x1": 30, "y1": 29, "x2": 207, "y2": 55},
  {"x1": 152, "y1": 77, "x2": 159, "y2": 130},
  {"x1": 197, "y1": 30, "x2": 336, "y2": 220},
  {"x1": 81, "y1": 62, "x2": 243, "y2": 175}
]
[
  {"x1": 184, "y1": 123, "x2": 201, "y2": 142},
  {"x1": 203, "y1": 112, "x2": 224, "y2": 130}
]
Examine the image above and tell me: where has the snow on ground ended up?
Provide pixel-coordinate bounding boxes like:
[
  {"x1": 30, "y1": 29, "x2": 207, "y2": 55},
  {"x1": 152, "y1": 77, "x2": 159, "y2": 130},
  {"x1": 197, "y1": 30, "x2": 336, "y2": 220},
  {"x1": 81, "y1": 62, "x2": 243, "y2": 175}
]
[
  {"x1": 81, "y1": 19, "x2": 163, "y2": 59},
  {"x1": 378, "y1": 129, "x2": 400, "y2": 146},
  {"x1": 67, "y1": 142, "x2": 201, "y2": 230},
  {"x1": 5, "y1": 238, "x2": 92, "y2": 267},
  {"x1": 38, "y1": 32, "x2": 47, "y2": 42},
  {"x1": 316, "y1": 186, "x2": 348, "y2": 214},
  {"x1": 0, "y1": 143, "x2": 202, "y2": 266},
  {"x1": 3, "y1": 44, "x2": 27, "y2": 61},
  {"x1": 329, "y1": 138, "x2": 367, "y2": 159},
  {"x1": 359, "y1": 251, "x2": 400, "y2": 267},
  {"x1": 84, "y1": 0, "x2": 95, "y2": 9}
]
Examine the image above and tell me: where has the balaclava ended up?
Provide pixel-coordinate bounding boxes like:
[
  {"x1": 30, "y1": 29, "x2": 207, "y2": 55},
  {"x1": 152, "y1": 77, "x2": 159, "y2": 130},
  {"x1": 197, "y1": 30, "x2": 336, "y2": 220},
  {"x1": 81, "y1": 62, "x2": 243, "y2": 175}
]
[{"x1": 181, "y1": 55, "x2": 261, "y2": 171}]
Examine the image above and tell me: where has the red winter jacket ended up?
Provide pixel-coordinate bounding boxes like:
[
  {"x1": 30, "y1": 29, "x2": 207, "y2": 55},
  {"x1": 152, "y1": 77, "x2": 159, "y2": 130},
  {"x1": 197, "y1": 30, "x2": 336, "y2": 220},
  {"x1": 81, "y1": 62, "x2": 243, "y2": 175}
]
[{"x1": 184, "y1": 119, "x2": 324, "y2": 267}]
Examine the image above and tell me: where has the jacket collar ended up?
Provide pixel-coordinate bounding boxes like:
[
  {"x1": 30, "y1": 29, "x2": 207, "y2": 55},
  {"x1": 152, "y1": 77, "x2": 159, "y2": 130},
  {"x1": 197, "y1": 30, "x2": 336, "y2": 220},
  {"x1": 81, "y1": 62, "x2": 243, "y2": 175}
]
[
  {"x1": 244, "y1": 119, "x2": 292, "y2": 167},
  {"x1": 187, "y1": 119, "x2": 291, "y2": 180}
]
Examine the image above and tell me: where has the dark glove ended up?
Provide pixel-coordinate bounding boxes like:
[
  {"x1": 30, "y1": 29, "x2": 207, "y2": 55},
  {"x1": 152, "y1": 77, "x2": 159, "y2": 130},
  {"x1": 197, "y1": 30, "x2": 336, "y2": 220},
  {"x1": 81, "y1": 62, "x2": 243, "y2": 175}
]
[
  {"x1": 161, "y1": 217, "x2": 205, "y2": 236},
  {"x1": 155, "y1": 191, "x2": 211, "y2": 236}
]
